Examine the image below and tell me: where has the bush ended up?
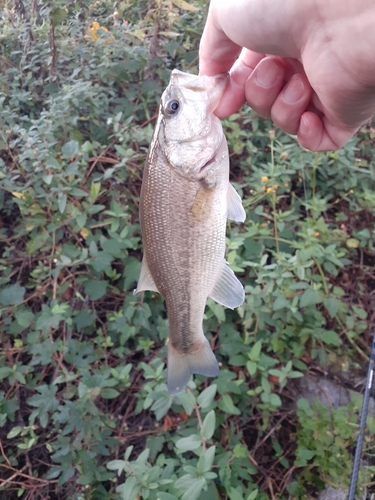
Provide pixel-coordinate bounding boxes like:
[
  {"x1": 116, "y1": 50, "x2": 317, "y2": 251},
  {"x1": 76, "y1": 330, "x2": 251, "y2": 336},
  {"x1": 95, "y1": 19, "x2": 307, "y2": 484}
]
[{"x1": 1, "y1": 1, "x2": 375, "y2": 499}]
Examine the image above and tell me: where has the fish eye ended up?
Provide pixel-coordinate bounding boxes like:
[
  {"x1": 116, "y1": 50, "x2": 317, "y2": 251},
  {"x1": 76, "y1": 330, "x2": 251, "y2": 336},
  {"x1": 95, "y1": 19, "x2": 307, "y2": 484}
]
[{"x1": 165, "y1": 99, "x2": 180, "y2": 116}]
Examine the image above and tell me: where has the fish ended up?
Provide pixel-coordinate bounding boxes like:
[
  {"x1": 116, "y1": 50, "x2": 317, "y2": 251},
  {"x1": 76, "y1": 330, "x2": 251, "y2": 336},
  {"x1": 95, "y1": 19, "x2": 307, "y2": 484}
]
[{"x1": 135, "y1": 69, "x2": 246, "y2": 394}]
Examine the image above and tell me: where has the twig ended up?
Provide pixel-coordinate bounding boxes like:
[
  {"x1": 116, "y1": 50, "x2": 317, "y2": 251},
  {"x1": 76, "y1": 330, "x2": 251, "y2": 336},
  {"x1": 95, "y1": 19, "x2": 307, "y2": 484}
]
[
  {"x1": 85, "y1": 140, "x2": 116, "y2": 179},
  {"x1": 0, "y1": 438, "x2": 11, "y2": 466}
]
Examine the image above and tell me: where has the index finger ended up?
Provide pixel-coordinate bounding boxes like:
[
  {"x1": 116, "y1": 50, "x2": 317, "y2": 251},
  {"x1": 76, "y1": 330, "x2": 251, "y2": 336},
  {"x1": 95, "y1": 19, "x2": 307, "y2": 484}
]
[{"x1": 199, "y1": 4, "x2": 242, "y2": 76}]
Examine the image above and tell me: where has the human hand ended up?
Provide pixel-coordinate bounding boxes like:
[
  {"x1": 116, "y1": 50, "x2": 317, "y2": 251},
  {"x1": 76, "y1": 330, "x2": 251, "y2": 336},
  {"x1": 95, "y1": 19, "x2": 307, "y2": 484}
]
[{"x1": 199, "y1": 0, "x2": 375, "y2": 151}]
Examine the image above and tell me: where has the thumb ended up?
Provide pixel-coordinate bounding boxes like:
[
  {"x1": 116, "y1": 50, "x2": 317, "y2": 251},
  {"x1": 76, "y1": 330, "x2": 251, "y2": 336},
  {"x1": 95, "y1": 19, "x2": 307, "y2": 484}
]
[{"x1": 199, "y1": 0, "x2": 300, "y2": 76}]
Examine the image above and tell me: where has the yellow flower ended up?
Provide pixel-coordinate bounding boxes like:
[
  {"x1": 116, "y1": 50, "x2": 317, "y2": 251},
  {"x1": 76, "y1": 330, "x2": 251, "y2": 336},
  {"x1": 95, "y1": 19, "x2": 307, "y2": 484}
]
[
  {"x1": 349, "y1": 189, "x2": 354, "y2": 194},
  {"x1": 88, "y1": 21, "x2": 111, "y2": 43},
  {"x1": 266, "y1": 187, "x2": 273, "y2": 194},
  {"x1": 261, "y1": 176, "x2": 268, "y2": 183},
  {"x1": 273, "y1": 185, "x2": 278, "y2": 191},
  {"x1": 315, "y1": 231, "x2": 320, "y2": 237}
]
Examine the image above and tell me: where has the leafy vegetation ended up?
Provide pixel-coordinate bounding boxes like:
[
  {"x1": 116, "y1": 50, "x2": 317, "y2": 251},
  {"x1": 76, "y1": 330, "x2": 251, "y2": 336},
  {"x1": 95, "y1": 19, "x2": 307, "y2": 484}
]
[{"x1": 1, "y1": 1, "x2": 375, "y2": 499}]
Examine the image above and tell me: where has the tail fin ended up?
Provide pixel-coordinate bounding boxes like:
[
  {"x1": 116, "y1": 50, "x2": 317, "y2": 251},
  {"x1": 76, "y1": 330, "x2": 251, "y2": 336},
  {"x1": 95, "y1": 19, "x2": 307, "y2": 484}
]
[{"x1": 167, "y1": 338, "x2": 219, "y2": 394}]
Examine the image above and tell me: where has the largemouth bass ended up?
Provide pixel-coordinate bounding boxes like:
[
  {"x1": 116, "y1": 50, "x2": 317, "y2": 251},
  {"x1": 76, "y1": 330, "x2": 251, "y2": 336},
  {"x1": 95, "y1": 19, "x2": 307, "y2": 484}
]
[{"x1": 136, "y1": 70, "x2": 245, "y2": 394}]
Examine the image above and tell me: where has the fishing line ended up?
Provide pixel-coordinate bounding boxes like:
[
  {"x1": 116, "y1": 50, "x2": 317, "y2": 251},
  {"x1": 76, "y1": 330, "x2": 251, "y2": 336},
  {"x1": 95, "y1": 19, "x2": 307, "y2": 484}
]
[{"x1": 347, "y1": 328, "x2": 375, "y2": 500}]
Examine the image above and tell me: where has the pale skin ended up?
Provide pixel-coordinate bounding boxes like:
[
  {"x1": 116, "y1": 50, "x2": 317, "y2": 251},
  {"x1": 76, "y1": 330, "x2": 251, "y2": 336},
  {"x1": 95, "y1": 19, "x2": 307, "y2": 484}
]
[{"x1": 199, "y1": 0, "x2": 375, "y2": 151}]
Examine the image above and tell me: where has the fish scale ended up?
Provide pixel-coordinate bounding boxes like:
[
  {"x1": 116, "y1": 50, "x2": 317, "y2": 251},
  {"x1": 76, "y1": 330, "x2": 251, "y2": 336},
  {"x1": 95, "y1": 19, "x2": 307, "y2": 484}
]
[{"x1": 136, "y1": 70, "x2": 246, "y2": 394}]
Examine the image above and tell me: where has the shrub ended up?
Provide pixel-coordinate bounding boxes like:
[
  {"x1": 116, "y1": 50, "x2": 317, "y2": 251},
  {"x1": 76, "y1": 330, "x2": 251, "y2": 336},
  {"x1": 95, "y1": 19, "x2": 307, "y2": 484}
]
[{"x1": 1, "y1": 1, "x2": 375, "y2": 499}]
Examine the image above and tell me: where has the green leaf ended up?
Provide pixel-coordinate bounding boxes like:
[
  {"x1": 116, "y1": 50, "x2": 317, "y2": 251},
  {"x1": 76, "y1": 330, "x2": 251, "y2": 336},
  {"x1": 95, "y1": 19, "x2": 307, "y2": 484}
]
[
  {"x1": 233, "y1": 444, "x2": 248, "y2": 458},
  {"x1": 36, "y1": 306, "x2": 62, "y2": 333},
  {"x1": 0, "y1": 367, "x2": 13, "y2": 381},
  {"x1": 217, "y1": 394, "x2": 240, "y2": 415},
  {"x1": 200, "y1": 410, "x2": 215, "y2": 440},
  {"x1": 16, "y1": 310, "x2": 34, "y2": 327},
  {"x1": 27, "y1": 384, "x2": 59, "y2": 427},
  {"x1": 76, "y1": 212, "x2": 87, "y2": 229},
  {"x1": 269, "y1": 393, "x2": 282, "y2": 407},
  {"x1": 101, "y1": 388, "x2": 120, "y2": 399},
  {"x1": 150, "y1": 393, "x2": 173, "y2": 421},
  {"x1": 273, "y1": 296, "x2": 290, "y2": 311},
  {"x1": 14, "y1": 371, "x2": 26, "y2": 384},
  {"x1": 297, "y1": 398, "x2": 313, "y2": 414},
  {"x1": 62, "y1": 140, "x2": 79, "y2": 158},
  {"x1": 30, "y1": 338, "x2": 58, "y2": 365},
  {"x1": 175, "y1": 390, "x2": 196, "y2": 415},
  {"x1": 297, "y1": 448, "x2": 315, "y2": 460},
  {"x1": 7, "y1": 426, "x2": 22, "y2": 439},
  {"x1": 321, "y1": 330, "x2": 341, "y2": 346},
  {"x1": 249, "y1": 340, "x2": 262, "y2": 361},
  {"x1": 299, "y1": 289, "x2": 323, "y2": 308},
  {"x1": 107, "y1": 459, "x2": 126, "y2": 474},
  {"x1": 207, "y1": 301, "x2": 225, "y2": 323},
  {"x1": 51, "y1": 6, "x2": 68, "y2": 26},
  {"x1": 84, "y1": 280, "x2": 108, "y2": 300},
  {"x1": 123, "y1": 257, "x2": 141, "y2": 290},
  {"x1": 0, "y1": 284, "x2": 26, "y2": 306},
  {"x1": 247, "y1": 490, "x2": 259, "y2": 500},
  {"x1": 197, "y1": 384, "x2": 217, "y2": 409},
  {"x1": 90, "y1": 251, "x2": 113, "y2": 272},
  {"x1": 90, "y1": 182, "x2": 101, "y2": 200},
  {"x1": 246, "y1": 360, "x2": 257, "y2": 376},
  {"x1": 324, "y1": 297, "x2": 340, "y2": 318},
  {"x1": 58, "y1": 193, "x2": 67, "y2": 214},
  {"x1": 175, "y1": 434, "x2": 202, "y2": 452},
  {"x1": 353, "y1": 305, "x2": 367, "y2": 320},
  {"x1": 197, "y1": 445, "x2": 216, "y2": 473},
  {"x1": 228, "y1": 487, "x2": 244, "y2": 500},
  {"x1": 157, "y1": 494, "x2": 179, "y2": 500},
  {"x1": 119, "y1": 476, "x2": 141, "y2": 500},
  {"x1": 124, "y1": 446, "x2": 133, "y2": 460},
  {"x1": 181, "y1": 478, "x2": 205, "y2": 500},
  {"x1": 74, "y1": 310, "x2": 95, "y2": 331}
]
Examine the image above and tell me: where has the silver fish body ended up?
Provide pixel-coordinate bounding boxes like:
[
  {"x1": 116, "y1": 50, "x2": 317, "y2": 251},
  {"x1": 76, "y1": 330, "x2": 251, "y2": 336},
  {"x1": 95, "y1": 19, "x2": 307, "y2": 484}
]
[{"x1": 136, "y1": 70, "x2": 245, "y2": 394}]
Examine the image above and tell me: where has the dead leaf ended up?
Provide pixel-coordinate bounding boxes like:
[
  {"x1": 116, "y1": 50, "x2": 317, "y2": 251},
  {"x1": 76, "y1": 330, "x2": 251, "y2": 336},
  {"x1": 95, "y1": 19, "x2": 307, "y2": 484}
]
[
  {"x1": 12, "y1": 191, "x2": 25, "y2": 199},
  {"x1": 171, "y1": 0, "x2": 199, "y2": 12},
  {"x1": 163, "y1": 414, "x2": 173, "y2": 432},
  {"x1": 180, "y1": 411, "x2": 188, "y2": 422}
]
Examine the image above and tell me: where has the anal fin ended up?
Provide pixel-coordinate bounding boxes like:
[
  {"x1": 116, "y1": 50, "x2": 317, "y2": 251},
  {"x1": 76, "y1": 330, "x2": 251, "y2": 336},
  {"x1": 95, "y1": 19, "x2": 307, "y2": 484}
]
[
  {"x1": 134, "y1": 256, "x2": 159, "y2": 295},
  {"x1": 209, "y1": 260, "x2": 244, "y2": 309},
  {"x1": 227, "y1": 183, "x2": 246, "y2": 222}
]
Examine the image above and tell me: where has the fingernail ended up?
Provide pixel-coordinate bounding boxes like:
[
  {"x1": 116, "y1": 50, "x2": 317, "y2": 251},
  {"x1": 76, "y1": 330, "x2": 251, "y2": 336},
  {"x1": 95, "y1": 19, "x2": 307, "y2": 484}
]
[
  {"x1": 255, "y1": 61, "x2": 280, "y2": 88},
  {"x1": 284, "y1": 77, "x2": 305, "y2": 104}
]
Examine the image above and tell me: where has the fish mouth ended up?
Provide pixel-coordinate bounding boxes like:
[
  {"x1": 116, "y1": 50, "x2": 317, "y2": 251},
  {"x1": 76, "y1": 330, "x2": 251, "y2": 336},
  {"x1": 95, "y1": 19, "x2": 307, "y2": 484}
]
[{"x1": 171, "y1": 69, "x2": 228, "y2": 110}]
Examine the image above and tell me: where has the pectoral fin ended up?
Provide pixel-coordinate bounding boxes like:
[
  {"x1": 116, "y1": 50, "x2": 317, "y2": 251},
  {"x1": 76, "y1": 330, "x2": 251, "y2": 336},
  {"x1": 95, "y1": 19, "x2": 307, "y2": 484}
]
[
  {"x1": 167, "y1": 338, "x2": 219, "y2": 394},
  {"x1": 209, "y1": 260, "x2": 244, "y2": 309},
  {"x1": 227, "y1": 183, "x2": 246, "y2": 222},
  {"x1": 134, "y1": 256, "x2": 159, "y2": 295}
]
